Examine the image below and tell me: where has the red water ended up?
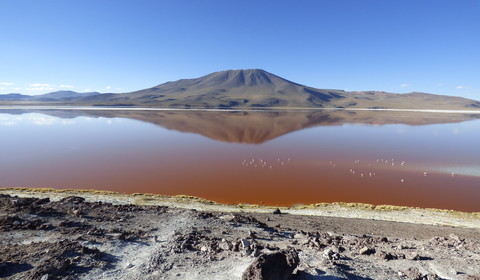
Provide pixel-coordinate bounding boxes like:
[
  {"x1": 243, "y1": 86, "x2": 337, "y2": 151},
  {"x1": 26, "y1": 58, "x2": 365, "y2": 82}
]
[{"x1": 1, "y1": 111, "x2": 479, "y2": 212}]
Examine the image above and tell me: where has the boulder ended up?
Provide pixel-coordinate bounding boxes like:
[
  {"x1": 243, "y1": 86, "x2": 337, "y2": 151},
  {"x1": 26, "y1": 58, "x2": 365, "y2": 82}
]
[{"x1": 242, "y1": 249, "x2": 299, "y2": 280}]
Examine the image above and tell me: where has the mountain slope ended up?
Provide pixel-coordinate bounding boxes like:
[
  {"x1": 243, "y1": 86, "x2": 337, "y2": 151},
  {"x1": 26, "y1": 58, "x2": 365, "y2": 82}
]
[{"x1": 332, "y1": 91, "x2": 480, "y2": 110}]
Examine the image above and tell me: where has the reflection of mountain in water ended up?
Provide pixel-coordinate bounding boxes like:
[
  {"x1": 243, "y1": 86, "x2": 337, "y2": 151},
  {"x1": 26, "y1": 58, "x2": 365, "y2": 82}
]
[{"x1": 1, "y1": 109, "x2": 480, "y2": 144}]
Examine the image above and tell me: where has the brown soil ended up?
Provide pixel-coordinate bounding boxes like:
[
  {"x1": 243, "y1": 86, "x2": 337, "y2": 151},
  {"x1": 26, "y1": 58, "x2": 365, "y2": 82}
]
[{"x1": 0, "y1": 193, "x2": 479, "y2": 280}]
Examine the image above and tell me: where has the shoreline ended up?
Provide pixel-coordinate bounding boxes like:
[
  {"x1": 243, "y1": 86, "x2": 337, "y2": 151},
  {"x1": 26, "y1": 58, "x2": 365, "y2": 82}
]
[
  {"x1": 1, "y1": 105, "x2": 480, "y2": 114},
  {"x1": 1, "y1": 187, "x2": 479, "y2": 279},
  {"x1": 2, "y1": 187, "x2": 479, "y2": 229}
]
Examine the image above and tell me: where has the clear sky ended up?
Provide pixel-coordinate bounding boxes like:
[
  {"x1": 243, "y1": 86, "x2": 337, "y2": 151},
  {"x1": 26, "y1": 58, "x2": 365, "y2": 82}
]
[{"x1": 1, "y1": 0, "x2": 479, "y2": 99}]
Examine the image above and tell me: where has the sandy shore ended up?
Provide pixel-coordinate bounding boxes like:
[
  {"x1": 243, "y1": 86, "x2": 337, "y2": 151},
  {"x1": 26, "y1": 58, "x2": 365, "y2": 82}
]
[{"x1": 1, "y1": 188, "x2": 479, "y2": 280}]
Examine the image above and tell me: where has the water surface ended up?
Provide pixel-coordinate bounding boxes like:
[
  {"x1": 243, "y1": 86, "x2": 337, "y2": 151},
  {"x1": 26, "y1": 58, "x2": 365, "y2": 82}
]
[{"x1": 1, "y1": 108, "x2": 479, "y2": 211}]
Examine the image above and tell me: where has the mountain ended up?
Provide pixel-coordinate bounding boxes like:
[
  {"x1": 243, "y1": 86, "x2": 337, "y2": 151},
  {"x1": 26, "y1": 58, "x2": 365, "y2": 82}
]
[
  {"x1": 0, "y1": 69, "x2": 479, "y2": 110},
  {"x1": 0, "y1": 93, "x2": 31, "y2": 100},
  {"x1": 0, "y1": 91, "x2": 101, "y2": 102},
  {"x1": 77, "y1": 69, "x2": 480, "y2": 109},
  {"x1": 74, "y1": 69, "x2": 346, "y2": 108},
  {"x1": 34, "y1": 91, "x2": 100, "y2": 101}
]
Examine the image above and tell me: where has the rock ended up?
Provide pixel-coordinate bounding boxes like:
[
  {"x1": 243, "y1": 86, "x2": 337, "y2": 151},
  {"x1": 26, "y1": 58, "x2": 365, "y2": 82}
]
[
  {"x1": 219, "y1": 214, "x2": 235, "y2": 221},
  {"x1": 293, "y1": 233, "x2": 304, "y2": 239},
  {"x1": 424, "y1": 274, "x2": 440, "y2": 280},
  {"x1": 265, "y1": 244, "x2": 280, "y2": 251},
  {"x1": 71, "y1": 208, "x2": 83, "y2": 217},
  {"x1": 219, "y1": 241, "x2": 231, "y2": 251},
  {"x1": 251, "y1": 248, "x2": 261, "y2": 257},
  {"x1": 11, "y1": 198, "x2": 30, "y2": 206},
  {"x1": 359, "y1": 246, "x2": 376, "y2": 255},
  {"x1": 272, "y1": 209, "x2": 281, "y2": 215},
  {"x1": 125, "y1": 263, "x2": 134, "y2": 269},
  {"x1": 40, "y1": 274, "x2": 50, "y2": 280},
  {"x1": 375, "y1": 251, "x2": 395, "y2": 260},
  {"x1": 60, "y1": 196, "x2": 85, "y2": 204},
  {"x1": 305, "y1": 237, "x2": 323, "y2": 249},
  {"x1": 36, "y1": 198, "x2": 50, "y2": 205},
  {"x1": 406, "y1": 251, "x2": 421, "y2": 260},
  {"x1": 323, "y1": 249, "x2": 340, "y2": 260},
  {"x1": 449, "y1": 233, "x2": 461, "y2": 242},
  {"x1": 241, "y1": 239, "x2": 251, "y2": 249},
  {"x1": 404, "y1": 267, "x2": 422, "y2": 280},
  {"x1": 379, "y1": 237, "x2": 389, "y2": 242},
  {"x1": 242, "y1": 249, "x2": 299, "y2": 280}
]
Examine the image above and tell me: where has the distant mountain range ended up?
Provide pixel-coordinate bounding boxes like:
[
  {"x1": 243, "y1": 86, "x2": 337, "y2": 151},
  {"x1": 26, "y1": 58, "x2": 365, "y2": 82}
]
[
  {"x1": 1, "y1": 69, "x2": 479, "y2": 110},
  {"x1": 0, "y1": 91, "x2": 100, "y2": 101}
]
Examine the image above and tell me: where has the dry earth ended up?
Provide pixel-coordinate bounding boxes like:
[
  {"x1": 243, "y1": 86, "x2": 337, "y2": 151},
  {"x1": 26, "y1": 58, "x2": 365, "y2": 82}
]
[{"x1": 0, "y1": 189, "x2": 479, "y2": 280}]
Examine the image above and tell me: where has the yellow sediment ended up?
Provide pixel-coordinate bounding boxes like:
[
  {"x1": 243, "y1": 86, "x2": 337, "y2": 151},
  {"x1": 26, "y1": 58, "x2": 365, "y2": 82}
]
[{"x1": 1, "y1": 187, "x2": 479, "y2": 228}]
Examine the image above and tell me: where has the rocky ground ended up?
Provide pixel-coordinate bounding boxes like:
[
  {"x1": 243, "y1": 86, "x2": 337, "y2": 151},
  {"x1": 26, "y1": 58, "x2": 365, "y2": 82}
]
[{"x1": 0, "y1": 192, "x2": 479, "y2": 280}]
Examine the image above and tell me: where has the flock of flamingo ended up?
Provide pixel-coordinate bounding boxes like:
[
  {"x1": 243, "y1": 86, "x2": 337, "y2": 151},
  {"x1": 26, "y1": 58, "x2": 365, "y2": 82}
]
[{"x1": 240, "y1": 156, "x2": 456, "y2": 182}]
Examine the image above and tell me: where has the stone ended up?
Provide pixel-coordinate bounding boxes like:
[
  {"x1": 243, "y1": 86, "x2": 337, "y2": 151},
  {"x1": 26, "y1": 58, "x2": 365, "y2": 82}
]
[
  {"x1": 375, "y1": 251, "x2": 395, "y2": 260},
  {"x1": 242, "y1": 249, "x2": 299, "y2": 280},
  {"x1": 449, "y1": 233, "x2": 461, "y2": 242},
  {"x1": 272, "y1": 209, "x2": 281, "y2": 215},
  {"x1": 424, "y1": 274, "x2": 440, "y2": 280},
  {"x1": 219, "y1": 241, "x2": 231, "y2": 251},
  {"x1": 241, "y1": 239, "x2": 251, "y2": 249},
  {"x1": 403, "y1": 267, "x2": 422, "y2": 280},
  {"x1": 60, "y1": 196, "x2": 85, "y2": 204},
  {"x1": 251, "y1": 248, "x2": 261, "y2": 257},
  {"x1": 406, "y1": 251, "x2": 421, "y2": 260},
  {"x1": 379, "y1": 237, "x2": 389, "y2": 242},
  {"x1": 359, "y1": 246, "x2": 376, "y2": 255},
  {"x1": 323, "y1": 249, "x2": 340, "y2": 260}
]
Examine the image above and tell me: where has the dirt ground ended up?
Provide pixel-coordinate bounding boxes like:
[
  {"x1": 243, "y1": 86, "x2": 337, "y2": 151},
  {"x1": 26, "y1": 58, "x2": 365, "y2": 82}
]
[{"x1": 0, "y1": 191, "x2": 479, "y2": 280}]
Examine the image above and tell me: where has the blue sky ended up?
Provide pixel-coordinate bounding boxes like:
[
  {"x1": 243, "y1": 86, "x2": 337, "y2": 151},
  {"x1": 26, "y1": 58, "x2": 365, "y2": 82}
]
[{"x1": 0, "y1": 0, "x2": 479, "y2": 99}]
